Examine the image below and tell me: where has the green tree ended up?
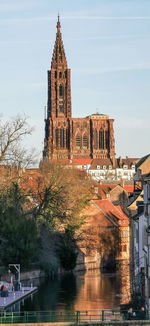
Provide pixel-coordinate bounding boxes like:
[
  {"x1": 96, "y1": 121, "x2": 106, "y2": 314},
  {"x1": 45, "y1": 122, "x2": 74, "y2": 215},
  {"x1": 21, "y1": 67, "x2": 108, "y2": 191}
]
[
  {"x1": 57, "y1": 230, "x2": 78, "y2": 271},
  {"x1": 33, "y1": 161, "x2": 92, "y2": 271},
  {"x1": 0, "y1": 207, "x2": 38, "y2": 268},
  {"x1": 0, "y1": 183, "x2": 39, "y2": 269}
]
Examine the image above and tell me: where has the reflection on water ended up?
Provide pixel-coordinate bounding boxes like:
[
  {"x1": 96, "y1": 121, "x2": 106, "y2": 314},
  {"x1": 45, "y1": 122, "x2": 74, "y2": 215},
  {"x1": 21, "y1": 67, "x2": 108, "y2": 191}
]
[
  {"x1": 74, "y1": 270, "x2": 120, "y2": 310},
  {"x1": 8, "y1": 264, "x2": 130, "y2": 312}
]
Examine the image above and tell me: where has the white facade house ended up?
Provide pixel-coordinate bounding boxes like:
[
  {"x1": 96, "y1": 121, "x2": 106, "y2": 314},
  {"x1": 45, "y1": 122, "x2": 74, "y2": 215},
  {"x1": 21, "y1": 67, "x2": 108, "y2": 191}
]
[
  {"x1": 64, "y1": 157, "x2": 138, "y2": 182},
  {"x1": 88, "y1": 163, "x2": 136, "y2": 182}
]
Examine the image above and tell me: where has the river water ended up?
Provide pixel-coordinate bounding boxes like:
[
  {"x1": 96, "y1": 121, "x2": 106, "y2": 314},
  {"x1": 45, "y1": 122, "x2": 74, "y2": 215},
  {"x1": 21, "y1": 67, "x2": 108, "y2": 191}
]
[{"x1": 8, "y1": 266, "x2": 131, "y2": 312}]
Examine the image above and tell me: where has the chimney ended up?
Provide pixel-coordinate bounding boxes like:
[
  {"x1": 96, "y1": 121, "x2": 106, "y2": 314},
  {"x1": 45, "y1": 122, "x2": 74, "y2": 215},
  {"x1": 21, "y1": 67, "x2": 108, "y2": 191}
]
[
  {"x1": 120, "y1": 179, "x2": 125, "y2": 188},
  {"x1": 119, "y1": 156, "x2": 122, "y2": 168},
  {"x1": 94, "y1": 187, "x2": 98, "y2": 194}
]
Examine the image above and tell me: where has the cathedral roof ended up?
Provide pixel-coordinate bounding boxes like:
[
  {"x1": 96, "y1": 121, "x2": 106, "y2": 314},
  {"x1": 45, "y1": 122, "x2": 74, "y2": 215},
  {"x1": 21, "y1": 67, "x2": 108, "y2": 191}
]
[{"x1": 87, "y1": 113, "x2": 109, "y2": 119}]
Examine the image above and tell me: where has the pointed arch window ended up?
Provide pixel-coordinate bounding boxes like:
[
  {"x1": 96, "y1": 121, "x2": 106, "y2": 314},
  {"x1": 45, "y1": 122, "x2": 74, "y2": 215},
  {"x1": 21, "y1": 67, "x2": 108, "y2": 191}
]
[
  {"x1": 60, "y1": 129, "x2": 64, "y2": 148},
  {"x1": 95, "y1": 130, "x2": 98, "y2": 149},
  {"x1": 55, "y1": 82, "x2": 57, "y2": 96},
  {"x1": 59, "y1": 85, "x2": 64, "y2": 97},
  {"x1": 66, "y1": 129, "x2": 69, "y2": 149},
  {"x1": 83, "y1": 135, "x2": 88, "y2": 148},
  {"x1": 55, "y1": 129, "x2": 59, "y2": 148},
  {"x1": 59, "y1": 106, "x2": 63, "y2": 113},
  {"x1": 105, "y1": 130, "x2": 109, "y2": 149},
  {"x1": 59, "y1": 72, "x2": 62, "y2": 78},
  {"x1": 99, "y1": 129, "x2": 104, "y2": 149},
  {"x1": 76, "y1": 135, "x2": 81, "y2": 147}
]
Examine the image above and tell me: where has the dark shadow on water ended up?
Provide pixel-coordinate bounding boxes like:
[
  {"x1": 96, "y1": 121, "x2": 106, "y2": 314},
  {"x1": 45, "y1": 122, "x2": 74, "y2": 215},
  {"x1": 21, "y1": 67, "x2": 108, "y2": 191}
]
[
  {"x1": 58, "y1": 273, "x2": 77, "y2": 309},
  {"x1": 19, "y1": 273, "x2": 77, "y2": 311}
]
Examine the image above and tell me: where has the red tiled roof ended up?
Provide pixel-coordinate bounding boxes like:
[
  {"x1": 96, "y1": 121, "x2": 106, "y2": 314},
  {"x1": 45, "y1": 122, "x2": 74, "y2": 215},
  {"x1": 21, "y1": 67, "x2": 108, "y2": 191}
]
[
  {"x1": 71, "y1": 159, "x2": 93, "y2": 165},
  {"x1": 93, "y1": 199, "x2": 129, "y2": 227},
  {"x1": 116, "y1": 158, "x2": 138, "y2": 168},
  {"x1": 95, "y1": 184, "x2": 118, "y2": 199},
  {"x1": 81, "y1": 202, "x2": 113, "y2": 227},
  {"x1": 20, "y1": 169, "x2": 41, "y2": 194},
  {"x1": 123, "y1": 185, "x2": 134, "y2": 193},
  {"x1": 60, "y1": 159, "x2": 93, "y2": 166},
  {"x1": 124, "y1": 185, "x2": 141, "y2": 194},
  {"x1": 90, "y1": 158, "x2": 113, "y2": 170}
]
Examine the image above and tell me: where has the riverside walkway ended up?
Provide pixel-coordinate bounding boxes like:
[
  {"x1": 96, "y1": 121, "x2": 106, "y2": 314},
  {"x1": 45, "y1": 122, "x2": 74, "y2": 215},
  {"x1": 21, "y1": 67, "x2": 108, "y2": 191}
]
[{"x1": 0, "y1": 287, "x2": 37, "y2": 310}]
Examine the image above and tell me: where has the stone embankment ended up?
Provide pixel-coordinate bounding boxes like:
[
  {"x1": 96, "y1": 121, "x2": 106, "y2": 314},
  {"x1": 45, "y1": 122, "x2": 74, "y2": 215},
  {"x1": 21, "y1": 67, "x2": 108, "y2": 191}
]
[{"x1": 1, "y1": 269, "x2": 45, "y2": 283}]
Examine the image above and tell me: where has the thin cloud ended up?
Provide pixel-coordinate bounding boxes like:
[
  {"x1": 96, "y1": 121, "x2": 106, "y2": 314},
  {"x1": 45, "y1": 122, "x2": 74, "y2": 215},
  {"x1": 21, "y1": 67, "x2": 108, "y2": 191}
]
[
  {"x1": 1, "y1": 34, "x2": 150, "y2": 45},
  {"x1": 0, "y1": 0, "x2": 42, "y2": 12},
  {"x1": 64, "y1": 15, "x2": 150, "y2": 21},
  {"x1": 0, "y1": 40, "x2": 49, "y2": 45},
  {"x1": 1, "y1": 15, "x2": 150, "y2": 26},
  {"x1": 0, "y1": 16, "x2": 56, "y2": 26},
  {"x1": 0, "y1": 82, "x2": 46, "y2": 92},
  {"x1": 76, "y1": 63, "x2": 150, "y2": 75},
  {"x1": 116, "y1": 117, "x2": 150, "y2": 129},
  {"x1": 68, "y1": 34, "x2": 150, "y2": 42}
]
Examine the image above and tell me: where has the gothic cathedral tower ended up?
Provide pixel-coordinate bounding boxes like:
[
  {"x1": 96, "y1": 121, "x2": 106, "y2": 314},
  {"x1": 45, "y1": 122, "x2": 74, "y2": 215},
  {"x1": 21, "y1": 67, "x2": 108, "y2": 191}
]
[
  {"x1": 44, "y1": 15, "x2": 72, "y2": 160},
  {"x1": 44, "y1": 16, "x2": 115, "y2": 161}
]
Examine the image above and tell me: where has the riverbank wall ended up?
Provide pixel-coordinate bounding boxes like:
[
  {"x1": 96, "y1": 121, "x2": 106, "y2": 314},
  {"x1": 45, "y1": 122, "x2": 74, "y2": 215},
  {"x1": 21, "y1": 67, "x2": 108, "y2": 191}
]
[{"x1": 0, "y1": 269, "x2": 45, "y2": 283}]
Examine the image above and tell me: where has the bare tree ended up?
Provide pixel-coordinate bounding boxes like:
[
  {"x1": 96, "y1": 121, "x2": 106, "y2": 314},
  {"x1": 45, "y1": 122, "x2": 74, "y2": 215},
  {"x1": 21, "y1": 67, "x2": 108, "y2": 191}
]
[{"x1": 0, "y1": 115, "x2": 37, "y2": 168}]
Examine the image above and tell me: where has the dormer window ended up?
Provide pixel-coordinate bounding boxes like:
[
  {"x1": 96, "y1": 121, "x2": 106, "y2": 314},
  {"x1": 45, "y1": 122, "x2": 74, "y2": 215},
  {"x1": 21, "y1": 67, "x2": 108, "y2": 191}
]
[
  {"x1": 109, "y1": 165, "x2": 112, "y2": 170},
  {"x1": 131, "y1": 164, "x2": 135, "y2": 169},
  {"x1": 123, "y1": 165, "x2": 128, "y2": 170},
  {"x1": 97, "y1": 165, "x2": 100, "y2": 170},
  {"x1": 103, "y1": 165, "x2": 106, "y2": 170}
]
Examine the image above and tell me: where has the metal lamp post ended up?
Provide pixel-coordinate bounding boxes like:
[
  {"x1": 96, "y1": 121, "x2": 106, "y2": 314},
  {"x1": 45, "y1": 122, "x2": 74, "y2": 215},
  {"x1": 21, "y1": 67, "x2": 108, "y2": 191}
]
[{"x1": 8, "y1": 264, "x2": 20, "y2": 284}]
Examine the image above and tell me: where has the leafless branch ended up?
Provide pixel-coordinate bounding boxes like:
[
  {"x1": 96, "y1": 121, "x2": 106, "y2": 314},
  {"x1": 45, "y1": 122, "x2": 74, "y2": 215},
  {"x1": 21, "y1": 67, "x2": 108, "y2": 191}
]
[{"x1": 0, "y1": 115, "x2": 37, "y2": 168}]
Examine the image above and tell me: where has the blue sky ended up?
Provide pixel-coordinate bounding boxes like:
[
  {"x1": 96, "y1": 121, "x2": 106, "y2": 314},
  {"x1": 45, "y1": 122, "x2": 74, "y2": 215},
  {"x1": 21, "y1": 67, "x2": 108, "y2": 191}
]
[{"x1": 0, "y1": 0, "x2": 150, "y2": 162}]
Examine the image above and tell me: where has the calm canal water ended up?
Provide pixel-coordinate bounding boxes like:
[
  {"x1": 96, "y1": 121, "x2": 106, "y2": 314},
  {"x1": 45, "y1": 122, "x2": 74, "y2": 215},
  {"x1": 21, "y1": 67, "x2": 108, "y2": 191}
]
[{"x1": 8, "y1": 267, "x2": 131, "y2": 312}]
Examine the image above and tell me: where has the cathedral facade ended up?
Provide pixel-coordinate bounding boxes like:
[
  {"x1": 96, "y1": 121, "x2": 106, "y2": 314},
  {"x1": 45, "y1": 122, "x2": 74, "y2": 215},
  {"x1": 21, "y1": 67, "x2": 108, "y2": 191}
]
[{"x1": 43, "y1": 17, "x2": 115, "y2": 161}]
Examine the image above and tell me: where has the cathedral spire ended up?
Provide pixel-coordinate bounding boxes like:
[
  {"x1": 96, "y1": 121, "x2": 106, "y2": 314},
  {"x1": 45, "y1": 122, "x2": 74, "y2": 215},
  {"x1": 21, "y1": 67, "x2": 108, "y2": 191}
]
[
  {"x1": 51, "y1": 15, "x2": 67, "y2": 68},
  {"x1": 57, "y1": 13, "x2": 61, "y2": 33}
]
